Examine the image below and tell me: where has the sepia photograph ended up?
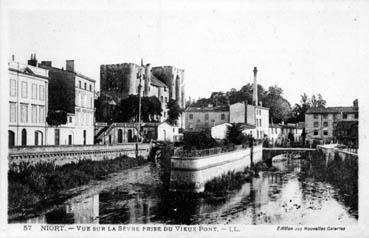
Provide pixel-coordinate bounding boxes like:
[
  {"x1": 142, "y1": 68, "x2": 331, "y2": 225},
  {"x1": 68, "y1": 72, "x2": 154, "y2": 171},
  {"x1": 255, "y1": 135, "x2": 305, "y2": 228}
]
[{"x1": 1, "y1": 0, "x2": 368, "y2": 237}]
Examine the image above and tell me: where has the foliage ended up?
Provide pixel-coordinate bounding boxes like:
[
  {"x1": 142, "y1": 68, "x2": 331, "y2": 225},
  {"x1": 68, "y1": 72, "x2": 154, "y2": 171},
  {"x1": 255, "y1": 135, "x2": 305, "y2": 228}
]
[
  {"x1": 8, "y1": 156, "x2": 147, "y2": 217},
  {"x1": 167, "y1": 99, "x2": 184, "y2": 125},
  {"x1": 182, "y1": 131, "x2": 219, "y2": 150},
  {"x1": 288, "y1": 93, "x2": 327, "y2": 123},
  {"x1": 46, "y1": 110, "x2": 67, "y2": 126},
  {"x1": 113, "y1": 95, "x2": 162, "y2": 122},
  {"x1": 204, "y1": 168, "x2": 252, "y2": 195},
  {"x1": 226, "y1": 123, "x2": 249, "y2": 145},
  {"x1": 262, "y1": 86, "x2": 291, "y2": 123}
]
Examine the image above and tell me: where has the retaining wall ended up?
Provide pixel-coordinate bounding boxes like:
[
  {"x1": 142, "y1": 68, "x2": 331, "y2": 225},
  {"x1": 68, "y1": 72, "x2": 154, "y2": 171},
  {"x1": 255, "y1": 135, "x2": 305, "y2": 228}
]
[
  {"x1": 170, "y1": 144, "x2": 263, "y2": 192},
  {"x1": 8, "y1": 143, "x2": 151, "y2": 166}
]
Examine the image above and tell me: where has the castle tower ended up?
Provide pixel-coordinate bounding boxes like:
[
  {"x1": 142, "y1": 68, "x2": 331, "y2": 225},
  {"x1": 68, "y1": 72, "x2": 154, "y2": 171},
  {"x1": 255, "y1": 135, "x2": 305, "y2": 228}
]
[{"x1": 253, "y1": 66, "x2": 258, "y2": 106}]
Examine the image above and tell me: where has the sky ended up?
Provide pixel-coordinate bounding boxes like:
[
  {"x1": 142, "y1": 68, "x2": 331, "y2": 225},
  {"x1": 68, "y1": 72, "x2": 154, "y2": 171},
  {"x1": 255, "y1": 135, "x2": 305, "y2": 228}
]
[{"x1": 4, "y1": 0, "x2": 369, "y2": 106}]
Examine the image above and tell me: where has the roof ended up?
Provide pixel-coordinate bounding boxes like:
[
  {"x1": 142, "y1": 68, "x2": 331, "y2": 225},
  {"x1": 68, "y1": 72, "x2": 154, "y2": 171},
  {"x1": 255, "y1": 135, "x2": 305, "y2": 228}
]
[
  {"x1": 185, "y1": 106, "x2": 229, "y2": 113},
  {"x1": 141, "y1": 122, "x2": 160, "y2": 127},
  {"x1": 269, "y1": 124, "x2": 282, "y2": 128},
  {"x1": 306, "y1": 107, "x2": 358, "y2": 114},
  {"x1": 9, "y1": 61, "x2": 49, "y2": 79},
  {"x1": 38, "y1": 63, "x2": 96, "y2": 83},
  {"x1": 150, "y1": 76, "x2": 168, "y2": 88}
]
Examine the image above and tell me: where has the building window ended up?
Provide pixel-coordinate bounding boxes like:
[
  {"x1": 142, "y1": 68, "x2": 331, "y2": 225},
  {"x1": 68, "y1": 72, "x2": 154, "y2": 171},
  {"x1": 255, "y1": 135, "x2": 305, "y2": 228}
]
[
  {"x1": 10, "y1": 79, "x2": 16, "y2": 97},
  {"x1": 21, "y1": 81, "x2": 28, "y2": 98},
  {"x1": 189, "y1": 114, "x2": 193, "y2": 120},
  {"x1": 161, "y1": 96, "x2": 163, "y2": 102},
  {"x1": 89, "y1": 84, "x2": 92, "y2": 91},
  {"x1": 323, "y1": 121, "x2": 328, "y2": 127},
  {"x1": 164, "y1": 112, "x2": 166, "y2": 118},
  {"x1": 69, "y1": 117, "x2": 72, "y2": 123},
  {"x1": 31, "y1": 105, "x2": 37, "y2": 123},
  {"x1": 164, "y1": 87, "x2": 167, "y2": 92},
  {"x1": 79, "y1": 81, "x2": 81, "y2": 88},
  {"x1": 39, "y1": 106, "x2": 45, "y2": 123},
  {"x1": 205, "y1": 113, "x2": 209, "y2": 120},
  {"x1": 323, "y1": 130, "x2": 328, "y2": 136},
  {"x1": 9, "y1": 103, "x2": 16, "y2": 123},
  {"x1": 165, "y1": 97, "x2": 168, "y2": 103},
  {"x1": 259, "y1": 119, "x2": 262, "y2": 127},
  {"x1": 39, "y1": 85, "x2": 45, "y2": 100},
  {"x1": 20, "y1": 104, "x2": 28, "y2": 123},
  {"x1": 205, "y1": 122, "x2": 209, "y2": 127},
  {"x1": 313, "y1": 114, "x2": 318, "y2": 119},
  {"x1": 221, "y1": 114, "x2": 225, "y2": 120},
  {"x1": 323, "y1": 114, "x2": 328, "y2": 119},
  {"x1": 31, "y1": 83, "x2": 37, "y2": 99},
  {"x1": 355, "y1": 113, "x2": 358, "y2": 119},
  {"x1": 84, "y1": 82, "x2": 86, "y2": 90},
  {"x1": 343, "y1": 113, "x2": 347, "y2": 119},
  {"x1": 314, "y1": 122, "x2": 319, "y2": 128},
  {"x1": 314, "y1": 130, "x2": 318, "y2": 136}
]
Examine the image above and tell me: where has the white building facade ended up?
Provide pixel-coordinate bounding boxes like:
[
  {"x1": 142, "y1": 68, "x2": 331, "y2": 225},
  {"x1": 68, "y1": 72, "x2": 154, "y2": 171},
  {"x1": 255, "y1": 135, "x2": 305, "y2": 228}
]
[{"x1": 8, "y1": 60, "x2": 49, "y2": 146}]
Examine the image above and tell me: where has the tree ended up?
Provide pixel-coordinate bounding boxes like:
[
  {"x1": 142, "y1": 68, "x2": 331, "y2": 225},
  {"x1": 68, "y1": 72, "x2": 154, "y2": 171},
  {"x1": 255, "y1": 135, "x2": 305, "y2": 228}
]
[
  {"x1": 167, "y1": 99, "x2": 184, "y2": 125},
  {"x1": 289, "y1": 93, "x2": 311, "y2": 123},
  {"x1": 227, "y1": 123, "x2": 249, "y2": 145},
  {"x1": 311, "y1": 93, "x2": 326, "y2": 108},
  {"x1": 46, "y1": 110, "x2": 67, "y2": 126},
  {"x1": 263, "y1": 86, "x2": 291, "y2": 123},
  {"x1": 113, "y1": 95, "x2": 162, "y2": 122}
]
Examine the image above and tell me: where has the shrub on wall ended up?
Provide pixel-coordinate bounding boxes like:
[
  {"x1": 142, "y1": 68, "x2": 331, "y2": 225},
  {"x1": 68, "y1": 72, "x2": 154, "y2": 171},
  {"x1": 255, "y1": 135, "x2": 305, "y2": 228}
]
[{"x1": 46, "y1": 110, "x2": 68, "y2": 126}]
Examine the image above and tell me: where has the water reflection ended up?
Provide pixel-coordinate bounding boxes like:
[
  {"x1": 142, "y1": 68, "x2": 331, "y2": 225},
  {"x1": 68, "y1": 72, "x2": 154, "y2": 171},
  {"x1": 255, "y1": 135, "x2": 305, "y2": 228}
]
[{"x1": 26, "y1": 156, "x2": 357, "y2": 225}]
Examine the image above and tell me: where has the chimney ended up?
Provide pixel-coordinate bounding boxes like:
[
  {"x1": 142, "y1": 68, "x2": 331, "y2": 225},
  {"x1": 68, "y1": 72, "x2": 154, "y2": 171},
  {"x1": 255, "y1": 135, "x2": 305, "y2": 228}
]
[
  {"x1": 66, "y1": 60, "x2": 74, "y2": 72},
  {"x1": 28, "y1": 53, "x2": 38, "y2": 66},
  {"x1": 253, "y1": 67, "x2": 258, "y2": 106}
]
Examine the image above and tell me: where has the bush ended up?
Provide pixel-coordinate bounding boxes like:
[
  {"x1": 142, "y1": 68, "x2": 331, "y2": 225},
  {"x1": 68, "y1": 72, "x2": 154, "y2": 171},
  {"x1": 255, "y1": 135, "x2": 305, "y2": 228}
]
[
  {"x1": 183, "y1": 131, "x2": 219, "y2": 150},
  {"x1": 8, "y1": 155, "x2": 148, "y2": 217}
]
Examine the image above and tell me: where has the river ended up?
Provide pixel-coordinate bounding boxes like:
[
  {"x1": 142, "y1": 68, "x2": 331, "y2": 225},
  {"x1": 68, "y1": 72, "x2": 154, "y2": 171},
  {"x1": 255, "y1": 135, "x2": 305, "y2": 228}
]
[{"x1": 23, "y1": 155, "x2": 357, "y2": 225}]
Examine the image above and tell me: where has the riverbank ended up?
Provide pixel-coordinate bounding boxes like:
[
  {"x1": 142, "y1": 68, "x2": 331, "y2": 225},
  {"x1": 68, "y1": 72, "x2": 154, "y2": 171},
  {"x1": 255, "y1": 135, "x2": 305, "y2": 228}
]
[{"x1": 8, "y1": 155, "x2": 148, "y2": 220}]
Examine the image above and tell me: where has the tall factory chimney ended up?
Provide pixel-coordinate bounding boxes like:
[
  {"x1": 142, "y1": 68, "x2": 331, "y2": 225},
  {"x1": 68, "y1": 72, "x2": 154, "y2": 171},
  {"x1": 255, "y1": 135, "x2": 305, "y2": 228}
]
[{"x1": 253, "y1": 66, "x2": 258, "y2": 106}]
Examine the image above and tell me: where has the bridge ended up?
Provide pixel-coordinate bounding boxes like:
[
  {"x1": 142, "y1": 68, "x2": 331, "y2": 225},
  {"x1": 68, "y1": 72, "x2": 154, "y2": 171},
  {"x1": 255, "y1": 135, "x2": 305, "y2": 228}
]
[{"x1": 262, "y1": 147, "x2": 316, "y2": 165}]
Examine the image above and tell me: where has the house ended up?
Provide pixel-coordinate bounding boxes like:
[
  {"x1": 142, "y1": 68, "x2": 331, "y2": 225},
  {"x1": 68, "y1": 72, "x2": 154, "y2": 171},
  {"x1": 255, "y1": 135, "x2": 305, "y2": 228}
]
[
  {"x1": 229, "y1": 101, "x2": 269, "y2": 139},
  {"x1": 157, "y1": 122, "x2": 182, "y2": 142},
  {"x1": 184, "y1": 105, "x2": 229, "y2": 132},
  {"x1": 211, "y1": 123, "x2": 231, "y2": 140},
  {"x1": 39, "y1": 59, "x2": 96, "y2": 145},
  {"x1": 305, "y1": 102, "x2": 358, "y2": 144},
  {"x1": 8, "y1": 55, "x2": 49, "y2": 146}
]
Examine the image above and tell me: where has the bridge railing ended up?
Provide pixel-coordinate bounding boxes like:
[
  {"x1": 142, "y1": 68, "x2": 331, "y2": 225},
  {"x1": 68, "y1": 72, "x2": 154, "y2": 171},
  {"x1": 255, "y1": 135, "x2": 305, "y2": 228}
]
[{"x1": 174, "y1": 142, "x2": 262, "y2": 158}]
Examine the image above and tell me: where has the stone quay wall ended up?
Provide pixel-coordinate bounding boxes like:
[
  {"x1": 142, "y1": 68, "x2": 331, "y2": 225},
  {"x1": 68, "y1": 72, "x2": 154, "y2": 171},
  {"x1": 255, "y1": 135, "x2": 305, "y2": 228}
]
[
  {"x1": 317, "y1": 145, "x2": 358, "y2": 163},
  {"x1": 170, "y1": 144, "x2": 263, "y2": 192},
  {"x1": 8, "y1": 143, "x2": 151, "y2": 166}
]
